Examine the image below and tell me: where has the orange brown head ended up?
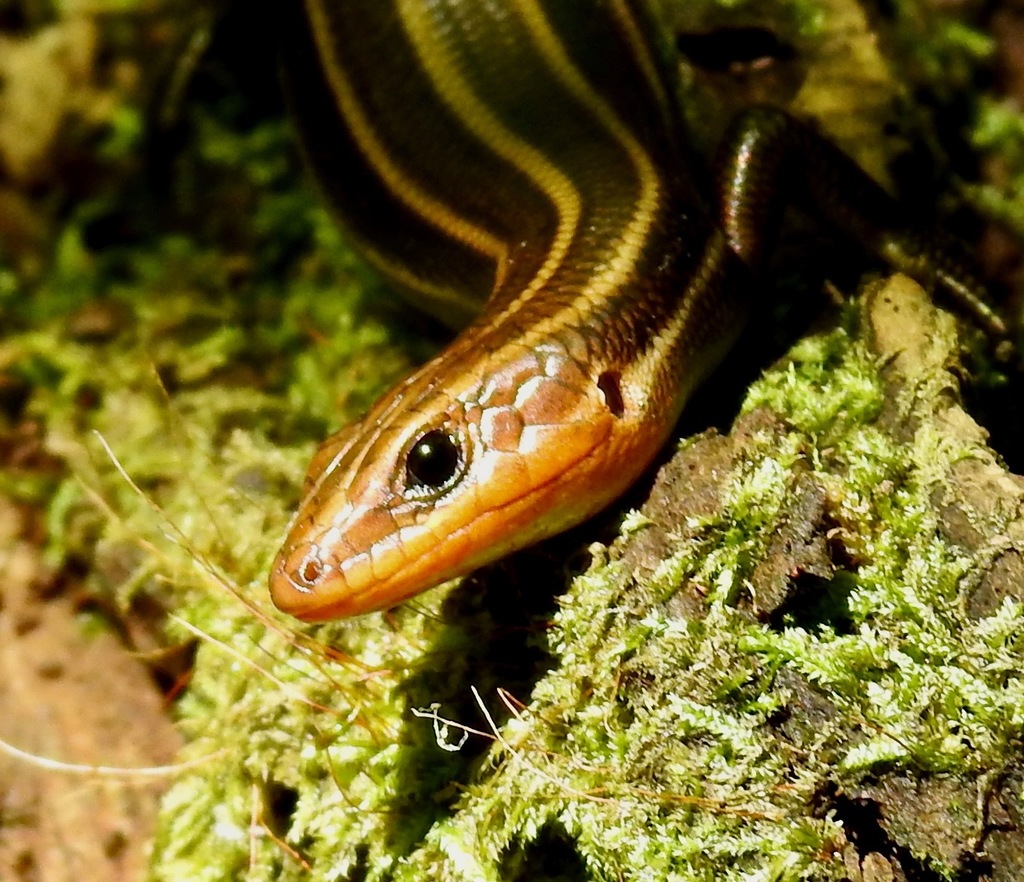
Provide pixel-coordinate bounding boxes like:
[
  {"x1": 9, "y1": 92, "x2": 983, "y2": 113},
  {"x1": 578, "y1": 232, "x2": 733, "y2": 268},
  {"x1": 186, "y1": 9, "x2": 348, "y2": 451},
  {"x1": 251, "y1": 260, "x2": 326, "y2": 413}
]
[{"x1": 268, "y1": 330, "x2": 677, "y2": 620}]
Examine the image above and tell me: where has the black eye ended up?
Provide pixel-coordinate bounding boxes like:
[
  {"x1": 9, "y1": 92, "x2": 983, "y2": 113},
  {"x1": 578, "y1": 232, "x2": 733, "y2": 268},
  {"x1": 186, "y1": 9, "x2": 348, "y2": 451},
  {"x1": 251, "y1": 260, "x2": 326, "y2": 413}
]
[{"x1": 405, "y1": 429, "x2": 462, "y2": 491}]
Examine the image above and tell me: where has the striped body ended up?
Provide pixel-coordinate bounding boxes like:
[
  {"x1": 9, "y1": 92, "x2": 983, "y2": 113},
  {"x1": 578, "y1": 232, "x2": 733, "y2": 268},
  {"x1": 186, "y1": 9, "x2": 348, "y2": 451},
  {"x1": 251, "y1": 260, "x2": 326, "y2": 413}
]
[{"x1": 270, "y1": 0, "x2": 751, "y2": 619}]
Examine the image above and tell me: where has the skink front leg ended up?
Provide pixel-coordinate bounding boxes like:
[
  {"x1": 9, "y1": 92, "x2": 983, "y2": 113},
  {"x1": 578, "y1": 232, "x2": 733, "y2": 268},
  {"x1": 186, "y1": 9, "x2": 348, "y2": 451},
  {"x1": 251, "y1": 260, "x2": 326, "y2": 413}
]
[{"x1": 715, "y1": 106, "x2": 1008, "y2": 342}]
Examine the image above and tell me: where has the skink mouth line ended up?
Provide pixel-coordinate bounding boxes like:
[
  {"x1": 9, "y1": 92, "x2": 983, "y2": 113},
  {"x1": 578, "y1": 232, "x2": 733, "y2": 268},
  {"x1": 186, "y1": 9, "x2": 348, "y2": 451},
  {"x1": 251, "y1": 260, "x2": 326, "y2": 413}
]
[{"x1": 280, "y1": 572, "x2": 317, "y2": 595}]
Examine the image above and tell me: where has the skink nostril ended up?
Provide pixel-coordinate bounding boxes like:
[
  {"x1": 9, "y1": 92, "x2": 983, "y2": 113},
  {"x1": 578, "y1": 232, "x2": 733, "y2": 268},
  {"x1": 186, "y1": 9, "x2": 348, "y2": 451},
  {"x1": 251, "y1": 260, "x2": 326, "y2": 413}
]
[{"x1": 298, "y1": 553, "x2": 325, "y2": 588}]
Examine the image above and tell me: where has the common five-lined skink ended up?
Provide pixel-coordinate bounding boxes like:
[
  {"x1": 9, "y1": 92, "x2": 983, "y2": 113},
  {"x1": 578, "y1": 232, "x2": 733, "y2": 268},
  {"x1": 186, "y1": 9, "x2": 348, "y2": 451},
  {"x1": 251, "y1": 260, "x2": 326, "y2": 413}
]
[{"x1": 269, "y1": 0, "x2": 1004, "y2": 621}]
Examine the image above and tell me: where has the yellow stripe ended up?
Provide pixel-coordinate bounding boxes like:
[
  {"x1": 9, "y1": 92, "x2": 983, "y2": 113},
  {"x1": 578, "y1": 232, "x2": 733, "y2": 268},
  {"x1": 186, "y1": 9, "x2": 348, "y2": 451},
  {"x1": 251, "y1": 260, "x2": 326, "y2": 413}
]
[
  {"x1": 357, "y1": 239, "x2": 486, "y2": 317},
  {"x1": 395, "y1": 0, "x2": 582, "y2": 304},
  {"x1": 503, "y1": 0, "x2": 663, "y2": 336},
  {"x1": 625, "y1": 233, "x2": 731, "y2": 409},
  {"x1": 304, "y1": 0, "x2": 508, "y2": 266},
  {"x1": 312, "y1": 0, "x2": 670, "y2": 360}
]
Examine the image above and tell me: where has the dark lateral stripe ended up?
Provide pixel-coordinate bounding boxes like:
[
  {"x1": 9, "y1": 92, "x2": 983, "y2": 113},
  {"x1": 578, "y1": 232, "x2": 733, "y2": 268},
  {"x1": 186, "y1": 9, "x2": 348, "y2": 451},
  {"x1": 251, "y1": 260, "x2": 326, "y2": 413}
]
[
  {"x1": 537, "y1": 0, "x2": 685, "y2": 170},
  {"x1": 306, "y1": 0, "x2": 564, "y2": 249},
  {"x1": 286, "y1": 0, "x2": 710, "y2": 356},
  {"x1": 284, "y1": 0, "x2": 568, "y2": 322},
  {"x1": 430, "y1": 0, "x2": 687, "y2": 343},
  {"x1": 394, "y1": 0, "x2": 657, "y2": 332},
  {"x1": 280, "y1": 1, "x2": 490, "y2": 323}
]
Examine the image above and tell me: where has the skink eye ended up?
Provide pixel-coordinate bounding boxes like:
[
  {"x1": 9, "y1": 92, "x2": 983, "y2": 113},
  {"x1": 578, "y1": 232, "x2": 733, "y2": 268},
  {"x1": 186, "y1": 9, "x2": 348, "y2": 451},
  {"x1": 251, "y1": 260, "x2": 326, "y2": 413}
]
[{"x1": 405, "y1": 429, "x2": 462, "y2": 492}]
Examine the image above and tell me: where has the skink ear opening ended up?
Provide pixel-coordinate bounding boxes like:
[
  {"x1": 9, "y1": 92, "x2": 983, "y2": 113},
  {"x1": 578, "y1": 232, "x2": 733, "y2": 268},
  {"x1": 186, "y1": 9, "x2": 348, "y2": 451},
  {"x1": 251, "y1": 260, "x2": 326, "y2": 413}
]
[{"x1": 597, "y1": 370, "x2": 625, "y2": 418}]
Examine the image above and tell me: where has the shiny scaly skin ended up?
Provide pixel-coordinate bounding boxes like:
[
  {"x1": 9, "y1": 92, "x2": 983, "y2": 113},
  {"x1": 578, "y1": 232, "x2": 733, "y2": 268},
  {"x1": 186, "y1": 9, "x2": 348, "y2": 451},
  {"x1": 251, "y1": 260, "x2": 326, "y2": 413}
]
[{"x1": 269, "y1": 0, "x2": 1001, "y2": 621}]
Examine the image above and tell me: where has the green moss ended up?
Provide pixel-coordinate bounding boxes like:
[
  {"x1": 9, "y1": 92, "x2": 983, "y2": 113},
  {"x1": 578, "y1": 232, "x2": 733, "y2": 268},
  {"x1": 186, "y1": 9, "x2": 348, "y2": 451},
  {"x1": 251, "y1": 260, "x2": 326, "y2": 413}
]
[
  {"x1": 968, "y1": 100, "x2": 1024, "y2": 240},
  {"x1": 378, "y1": 306, "x2": 1019, "y2": 881}
]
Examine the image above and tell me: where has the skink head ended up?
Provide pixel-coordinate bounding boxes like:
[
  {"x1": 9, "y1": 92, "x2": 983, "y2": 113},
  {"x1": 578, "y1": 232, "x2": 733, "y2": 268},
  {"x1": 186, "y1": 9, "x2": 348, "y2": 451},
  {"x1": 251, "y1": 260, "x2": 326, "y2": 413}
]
[{"x1": 268, "y1": 336, "x2": 667, "y2": 620}]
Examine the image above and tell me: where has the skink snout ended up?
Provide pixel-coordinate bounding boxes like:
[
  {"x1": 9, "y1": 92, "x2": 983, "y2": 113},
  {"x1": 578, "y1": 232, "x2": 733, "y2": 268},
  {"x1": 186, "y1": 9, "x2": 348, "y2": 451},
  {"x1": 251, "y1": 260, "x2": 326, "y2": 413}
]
[{"x1": 269, "y1": 541, "x2": 338, "y2": 620}]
